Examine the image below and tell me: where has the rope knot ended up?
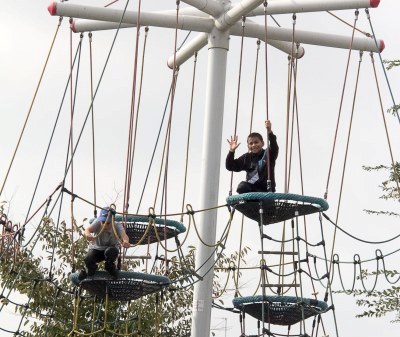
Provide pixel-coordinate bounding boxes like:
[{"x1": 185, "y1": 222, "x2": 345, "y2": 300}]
[{"x1": 185, "y1": 204, "x2": 195, "y2": 215}]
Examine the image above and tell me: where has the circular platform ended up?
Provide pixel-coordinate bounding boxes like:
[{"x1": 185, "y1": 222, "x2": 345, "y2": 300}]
[
  {"x1": 115, "y1": 215, "x2": 186, "y2": 245},
  {"x1": 226, "y1": 192, "x2": 329, "y2": 225},
  {"x1": 233, "y1": 295, "x2": 329, "y2": 326},
  {"x1": 70, "y1": 271, "x2": 170, "y2": 301}
]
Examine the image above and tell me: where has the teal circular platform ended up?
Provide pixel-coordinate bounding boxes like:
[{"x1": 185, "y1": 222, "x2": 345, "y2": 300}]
[
  {"x1": 70, "y1": 271, "x2": 170, "y2": 301},
  {"x1": 233, "y1": 295, "x2": 329, "y2": 326},
  {"x1": 89, "y1": 214, "x2": 186, "y2": 245},
  {"x1": 115, "y1": 215, "x2": 186, "y2": 244},
  {"x1": 226, "y1": 192, "x2": 329, "y2": 225}
]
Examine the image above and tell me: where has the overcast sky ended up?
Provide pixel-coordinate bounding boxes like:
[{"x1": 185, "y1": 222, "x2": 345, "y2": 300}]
[{"x1": 1, "y1": 1, "x2": 400, "y2": 336}]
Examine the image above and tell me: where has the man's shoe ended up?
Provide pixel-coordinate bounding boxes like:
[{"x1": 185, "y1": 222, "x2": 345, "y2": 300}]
[
  {"x1": 87, "y1": 266, "x2": 97, "y2": 277},
  {"x1": 78, "y1": 270, "x2": 87, "y2": 281},
  {"x1": 105, "y1": 262, "x2": 118, "y2": 279}
]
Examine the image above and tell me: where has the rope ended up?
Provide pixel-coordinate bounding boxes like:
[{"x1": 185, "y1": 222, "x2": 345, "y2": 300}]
[
  {"x1": 123, "y1": 0, "x2": 142, "y2": 218},
  {"x1": 88, "y1": 32, "x2": 97, "y2": 217},
  {"x1": 0, "y1": 17, "x2": 63, "y2": 197},
  {"x1": 159, "y1": 0, "x2": 182, "y2": 269},
  {"x1": 68, "y1": 20, "x2": 78, "y2": 274},
  {"x1": 60, "y1": 0, "x2": 132, "y2": 201},
  {"x1": 234, "y1": 215, "x2": 245, "y2": 297},
  {"x1": 369, "y1": 52, "x2": 400, "y2": 198},
  {"x1": 326, "y1": 11, "x2": 371, "y2": 37},
  {"x1": 229, "y1": 16, "x2": 246, "y2": 196},
  {"x1": 365, "y1": 9, "x2": 400, "y2": 125},
  {"x1": 323, "y1": 212, "x2": 400, "y2": 244},
  {"x1": 120, "y1": 23, "x2": 150, "y2": 267},
  {"x1": 135, "y1": 31, "x2": 191, "y2": 214},
  {"x1": 324, "y1": 10, "x2": 359, "y2": 200},
  {"x1": 22, "y1": 39, "x2": 83, "y2": 226},
  {"x1": 249, "y1": 40, "x2": 261, "y2": 133},
  {"x1": 180, "y1": 51, "x2": 198, "y2": 221},
  {"x1": 233, "y1": 38, "x2": 262, "y2": 298},
  {"x1": 334, "y1": 50, "x2": 364, "y2": 238},
  {"x1": 284, "y1": 14, "x2": 298, "y2": 194},
  {"x1": 263, "y1": 1, "x2": 272, "y2": 195},
  {"x1": 263, "y1": 1, "x2": 269, "y2": 120}
]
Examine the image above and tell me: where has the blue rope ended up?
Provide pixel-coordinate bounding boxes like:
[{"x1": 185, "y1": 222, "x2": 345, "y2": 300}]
[{"x1": 365, "y1": 9, "x2": 400, "y2": 125}]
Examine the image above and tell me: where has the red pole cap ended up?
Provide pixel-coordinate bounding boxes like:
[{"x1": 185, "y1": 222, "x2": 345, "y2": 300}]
[
  {"x1": 378, "y1": 39, "x2": 385, "y2": 53},
  {"x1": 47, "y1": 2, "x2": 57, "y2": 16},
  {"x1": 71, "y1": 19, "x2": 76, "y2": 33},
  {"x1": 370, "y1": 0, "x2": 380, "y2": 8}
]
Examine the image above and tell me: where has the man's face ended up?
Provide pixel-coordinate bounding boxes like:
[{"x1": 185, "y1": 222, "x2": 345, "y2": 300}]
[
  {"x1": 104, "y1": 214, "x2": 113, "y2": 227},
  {"x1": 247, "y1": 136, "x2": 264, "y2": 154}
]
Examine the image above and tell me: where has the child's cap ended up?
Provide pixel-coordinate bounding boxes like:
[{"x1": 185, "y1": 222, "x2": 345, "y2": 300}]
[{"x1": 97, "y1": 207, "x2": 115, "y2": 223}]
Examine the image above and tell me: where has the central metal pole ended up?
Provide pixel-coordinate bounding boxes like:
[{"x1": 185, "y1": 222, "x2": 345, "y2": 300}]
[{"x1": 191, "y1": 26, "x2": 229, "y2": 337}]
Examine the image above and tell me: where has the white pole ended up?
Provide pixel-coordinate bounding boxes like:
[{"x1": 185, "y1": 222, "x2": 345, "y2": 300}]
[
  {"x1": 165, "y1": 34, "x2": 305, "y2": 68},
  {"x1": 230, "y1": 21, "x2": 383, "y2": 52},
  {"x1": 49, "y1": 0, "x2": 380, "y2": 25},
  {"x1": 181, "y1": 0, "x2": 224, "y2": 16},
  {"x1": 167, "y1": 33, "x2": 208, "y2": 68},
  {"x1": 215, "y1": 0, "x2": 265, "y2": 29},
  {"x1": 191, "y1": 26, "x2": 229, "y2": 337},
  {"x1": 248, "y1": 0, "x2": 380, "y2": 16},
  {"x1": 48, "y1": 2, "x2": 214, "y2": 32},
  {"x1": 54, "y1": 2, "x2": 384, "y2": 54}
]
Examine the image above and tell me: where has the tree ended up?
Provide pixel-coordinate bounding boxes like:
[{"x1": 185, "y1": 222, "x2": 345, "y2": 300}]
[
  {"x1": 344, "y1": 56, "x2": 400, "y2": 320},
  {"x1": 0, "y1": 213, "x2": 248, "y2": 336},
  {"x1": 346, "y1": 162, "x2": 400, "y2": 321}
]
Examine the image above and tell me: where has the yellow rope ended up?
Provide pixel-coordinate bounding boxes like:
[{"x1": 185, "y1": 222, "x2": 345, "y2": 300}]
[
  {"x1": 188, "y1": 205, "x2": 233, "y2": 248},
  {"x1": 212, "y1": 266, "x2": 232, "y2": 299},
  {"x1": 234, "y1": 215, "x2": 245, "y2": 297}
]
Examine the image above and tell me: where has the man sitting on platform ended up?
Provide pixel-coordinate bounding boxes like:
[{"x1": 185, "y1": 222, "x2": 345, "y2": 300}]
[{"x1": 78, "y1": 206, "x2": 130, "y2": 280}]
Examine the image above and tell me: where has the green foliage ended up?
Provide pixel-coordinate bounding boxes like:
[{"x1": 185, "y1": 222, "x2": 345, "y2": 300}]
[
  {"x1": 382, "y1": 60, "x2": 399, "y2": 115},
  {"x1": 0, "y1": 212, "x2": 249, "y2": 336},
  {"x1": 362, "y1": 163, "x2": 400, "y2": 202},
  {"x1": 383, "y1": 60, "x2": 400, "y2": 71},
  {"x1": 345, "y1": 159, "x2": 400, "y2": 322},
  {"x1": 335, "y1": 269, "x2": 400, "y2": 321}
]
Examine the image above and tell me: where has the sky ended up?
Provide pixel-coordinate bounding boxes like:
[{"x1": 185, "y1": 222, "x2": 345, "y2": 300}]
[{"x1": 1, "y1": 0, "x2": 400, "y2": 336}]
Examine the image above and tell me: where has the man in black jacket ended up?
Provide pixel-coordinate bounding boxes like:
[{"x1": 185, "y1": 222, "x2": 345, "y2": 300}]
[{"x1": 226, "y1": 120, "x2": 279, "y2": 194}]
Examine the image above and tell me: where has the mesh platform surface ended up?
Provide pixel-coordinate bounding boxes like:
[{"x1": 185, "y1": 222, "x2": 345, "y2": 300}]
[
  {"x1": 123, "y1": 222, "x2": 175, "y2": 244},
  {"x1": 233, "y1": 295, "x2": 329, "y2": 326},
  {"x1": 89, "y1": 215, "x2": 186, "y2": 245},
  {"x1": 117, "y1": 215, "x2": 186, "y2": 245},
  {"x1": 70, "y1": 271, "x2": 170, "y2": 301},
  {"x1": 227, "y1": 192, "x2": 329, "y2": 225}
]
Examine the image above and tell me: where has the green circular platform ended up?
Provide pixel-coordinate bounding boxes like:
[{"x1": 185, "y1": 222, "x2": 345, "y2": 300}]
[
  {"x1": 70, "y1": 271, "x2": 170, "y2": 301},
  {"x1": 227, "y1": 192, "x2": 329, "y2": 225},
  {"x1": 233, "y1": 295, "x2": 328, "y2": 326}
]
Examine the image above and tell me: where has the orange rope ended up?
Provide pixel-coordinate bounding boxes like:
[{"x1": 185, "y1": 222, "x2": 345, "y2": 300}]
[
  {"x1": 249, "y1": 40, "x2": 261, "y2": 133},
  {"x1": 123, "y1": 0, "x2": 142, "y2": 218},
  {"x1": 325, "y1": 10, "x2": 359, "y2": 200},
  {"x1": 229, "y1": 16, "x2": 246, "y2": 195},
  {"x1": 68, "y1": 18, "x2": 76, "y2": 272},
  {"x1": 180, "y1": 52, "x2": 198, "y2": 221},
  {"x1": 0, "y1": 18, "x2": 63, "y2": 196},
  {"x1": 88, "y1": 32, "x2": 97, "y2": 218}
]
